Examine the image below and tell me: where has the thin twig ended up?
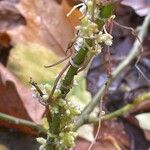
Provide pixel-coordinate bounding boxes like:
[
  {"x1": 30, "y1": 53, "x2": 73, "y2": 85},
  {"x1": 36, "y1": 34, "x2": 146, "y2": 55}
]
[
  {"x1": 47, "y1": 62, "x2": 70, "y2": 104},
  {"x1": 88, "y1": 0, "x2": 101, "y2": 149},
  {"x1": 44, "y1": 54, "x2": 71, "y2": 68},
  {"x1": 88, "y1": 8, "x2": 115, "y2": 149},
  {"x1": 67, "y1": 3, "x2": 84, "y2": 17},
  {"x1": 0, "y1": 112, "x2": 47, "y2": 134},
  {"x1": 74, "y1": 12, "x2": 150, "y2": 130},
  {"x1": 29, "y1": 78, "x2": 44, "y2": 97},
  {"x1": 113, "y1": 20, "x2": 150, "y2": 84},
  {"x1": 40, "y1": 16, "x2": 65, "y2": 54},
  {"x1": 87, "y1": 92, "x2": 150, "y2": 123},
  {"x1": 135, "y1": 65, "x2": 150, "y2": 85}
]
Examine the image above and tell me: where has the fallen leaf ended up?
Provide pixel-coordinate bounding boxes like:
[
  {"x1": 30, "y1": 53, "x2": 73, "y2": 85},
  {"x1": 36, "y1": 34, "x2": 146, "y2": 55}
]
[
  {"x1": 63, "y1": 0, "x2": 81, "y2": 27},
  {"x1": 75, "y1": 121, "x2": 129, "y2": 150},
  {"x1": 7, "y1": 0, "x2": 74, "y2": 55},
  {"x1": 65, "y1": 0, "x2": 82, "y2": 6},
  {"x1": 0, "y1": 32, "x2": 11, "y2": 48},
  {"x1": 7, "y1": 42, "x2": 64, "y2": 85},
  {"x1": 0, "y1": 0, "x2": 75, "y2": 55},
  {"x1": 121, "y1": 0, "x2": 150, "y2": 16},
  {"x1": 0, "y1": 63, "x2": 45, "y2": 133},
  {"x1": 77, "y1": 124, "x2": 94, "y2": 142},
  {"x1": 0, "y1": 1, "x2": 26, "y2": 30},
  {"x1": 0, "y1": 32, "x2": 12, "y2": 66},
  {"x1": 75, "y1": 137, "x2": 118, "y2": 150},
  {"x1": 135, "y1": 113, "x2": 150, "y2": 131}
]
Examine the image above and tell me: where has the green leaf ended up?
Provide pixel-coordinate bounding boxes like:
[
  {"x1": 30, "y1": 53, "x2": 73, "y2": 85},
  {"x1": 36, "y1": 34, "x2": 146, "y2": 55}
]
[
  {"x1": 7, "y1": 43, "x2": 63, "y2": 86},
  {"x1": 96, "y1": 3, "x2": 115, "y2": 30},
  {"x1": 135, "y1": 113, "x2": 150, "y2": 130},
  {"x1": 100, "y1": 3, "x2": 115, "y2": 19}
]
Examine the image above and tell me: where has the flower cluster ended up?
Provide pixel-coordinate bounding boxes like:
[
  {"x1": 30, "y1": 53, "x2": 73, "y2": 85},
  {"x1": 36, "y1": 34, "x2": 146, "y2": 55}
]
[
  {"x1": 36, "y1": 137, "x2": 47, "y2": 150},
  {"x1": 37, "y1": 131, "x2": 78, "y2": 150},
  {"x1": 58, "y1": 131, "x2": 77, "y2": 148},
  {"x1": 31, "y1": 83, "x2": 51, "y2": 104},
  {"x1": 74, "y1": 0, "x2": 113, "y2": 54},
  {"x1": 37, "y1": 98, "x2": 81, "y2": 150},
  {"x1": 48, "y1": 98, "x2": 80, "y2": 149},
  {"x1": 31, "y1": 82, "x2": 62, "y2": 105},
  {"x1": 35, "y1": 0, "x2": 115, "y2": 149}
]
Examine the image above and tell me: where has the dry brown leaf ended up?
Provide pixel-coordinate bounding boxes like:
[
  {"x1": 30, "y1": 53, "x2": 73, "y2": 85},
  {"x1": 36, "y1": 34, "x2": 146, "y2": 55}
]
[
  {"x1": 0, "y1": 0, "x2": 77, "y2": 133},
  {"x1": 0, "y1": 32, "x2": 12, "y2": 66},
  {"x1": 0, "y1": 63, "x2": 45, "y2": 131},
  {"x1": 75, "y1": 121, "x2": 129, "y2": 150},
  {"x1": 5, "y1": 0, "x2": 74, "y2": 55},
  {"x1": 75, "y1": 137, "x2": 118, "y2": 150},
  {"x1": 121, "y1": 0, "x2": 150, "y2": 16},
  {"x1": 0, "y1": 0, "x2": 75, "y2": 55},
  {"x1": 63, "y1": 0, "x2": 82, "y2": 28},
  {"x1": 0, "y1": 1, "x2": 26, "y2": 31},
  {"x1": 65, "y1": 0, "x2": 82, "y2": 6}
]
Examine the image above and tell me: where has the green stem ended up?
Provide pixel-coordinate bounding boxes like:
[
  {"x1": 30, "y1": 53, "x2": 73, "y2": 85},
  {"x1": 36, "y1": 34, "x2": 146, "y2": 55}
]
[
  {"x1": 87, "y1": 92, "x2": 150, "y2": 123},
  {"x1": 0, "y1": 112, "x2": 47, "y2": 134},
  {"x1": 46, "y1": 2, "x2": 115, "y2": 149},
  {"x1": 60, "y1": 48, "x2": 88, "y2": 96},
  {"x1": 74, "y1": 12, "x2": 150, "y2": 130},
  {"x1": 60, "y1": 2, "x2": 115, "y2": 97}
]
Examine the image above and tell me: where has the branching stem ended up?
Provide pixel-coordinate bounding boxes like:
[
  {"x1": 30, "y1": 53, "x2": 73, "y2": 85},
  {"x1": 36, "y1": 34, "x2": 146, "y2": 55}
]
[
  {"x1": 0, "y1": 112, "x2": 47, "y2": 134},
  {"x1": 87, "y1": 92, "x2": 150, "y2": 123},
  {"x1": 75, "y1": 12, "x2": 150, "y2": 130}
]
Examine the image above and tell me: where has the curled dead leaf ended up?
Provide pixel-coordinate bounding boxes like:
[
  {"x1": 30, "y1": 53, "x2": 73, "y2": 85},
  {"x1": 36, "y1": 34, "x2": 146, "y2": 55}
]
[
  {"x1": 0, "y1": 1, "x2": 26, "y2": 30},
  {"x1": 0, "y1": 63, "x2": 45, "y2": 133}
]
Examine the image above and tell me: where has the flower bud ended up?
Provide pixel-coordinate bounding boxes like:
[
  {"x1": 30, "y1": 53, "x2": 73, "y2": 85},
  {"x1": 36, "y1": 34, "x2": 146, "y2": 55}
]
[
  {"x1": 44, "y1": 83, "x2": 52, "y2": 93},
  {"x1": 36, "y1": 137, "x2": 46, "y2": 145}
]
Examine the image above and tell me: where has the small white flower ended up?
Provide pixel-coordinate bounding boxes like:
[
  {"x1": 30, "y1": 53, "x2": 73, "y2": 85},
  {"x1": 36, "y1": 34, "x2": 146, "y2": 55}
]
[
  {"x1": 36, "y1": 137, "x2": 46, "y2": 145},
  {"x1": 39, "y1": 145, "x2": 46, "y2": 150},
  {"x1": 79, "y1": 4, "x2": 86, "y2": 14},
  {"x1": 31, "y1": 86, "x2": 36, "y2": 91},
  {"x1": 43, "y1": 94, "x2": 48, "y2": 101},
  {"x1": 87, "y1": 1, "x2": 93, "y2": 12},
  {"x1": 51, "y1": 107, "x2": 59, "y2": 114},
  {"x1": 44, "y1": 83, "x2": 51, "y2": 93},
  {"x1": 95, "y1": 43, "x2": 102, "y2": 54},
  {"x1": 58, "y1": 99, "x2": 67, "y2": 107},
  {"x1": 101, "y1": 110, "x2": 105, "y2": 115},
  {"x1": 74, "y1": 37, "x2": 84, "y2": 51},
  {"x1": 104, "y1": 36, "x2": 113, "y2": 46},
  {"x1": 97, "y1": 32, "x2": 113, "y2": 46},
  {"x1": 66, "y1": 110, "x2": 71, "y2": 116}
]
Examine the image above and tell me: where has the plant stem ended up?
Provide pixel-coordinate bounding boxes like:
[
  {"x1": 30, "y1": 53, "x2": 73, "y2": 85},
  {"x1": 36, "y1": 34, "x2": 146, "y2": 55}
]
[
  {"x1": 0, "y1": 92, "x2": 149, "y2": 136},
  {"x1": 0, "y1": 112, "x2": 47, "y2": 134},
  {"x1": 87, "y1": 92, "x2": 150, "y2": 123},
  {"x1": 46, "y1": 2, "x2": 115, "y2": 149},
  {"x1": 74, "y1": 12, "x2": 150, "y2": 130},
  {"x1": 60, "y1": 48, "x2": 88, "y2": 96}
]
